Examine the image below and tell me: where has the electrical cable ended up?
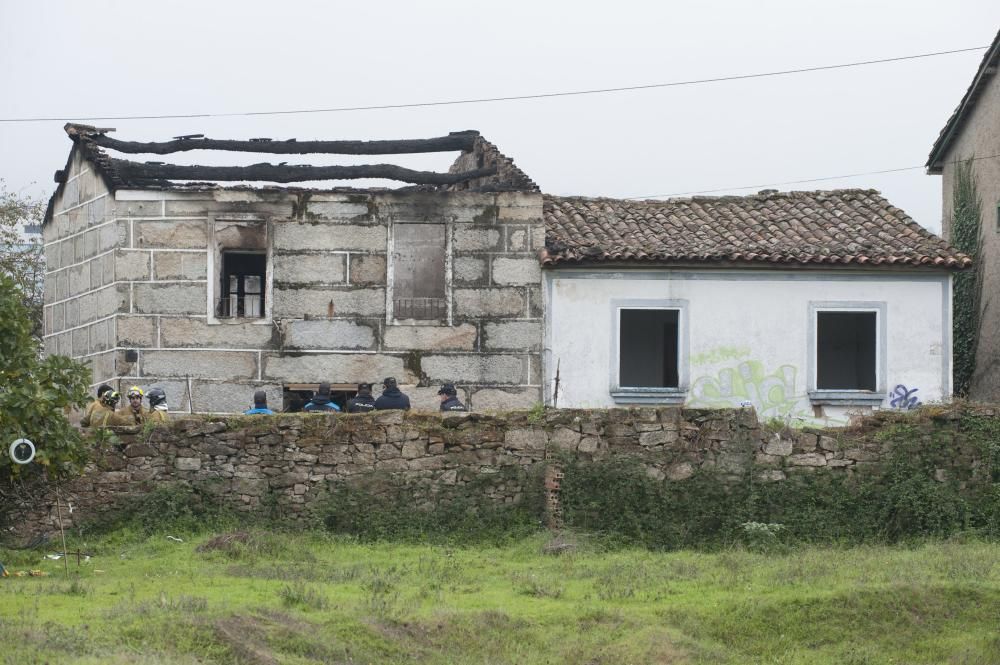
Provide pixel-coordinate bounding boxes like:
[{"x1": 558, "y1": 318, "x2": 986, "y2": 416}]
[{"x1": 0, "y1": 46, "x2": 987, "y2": 123}]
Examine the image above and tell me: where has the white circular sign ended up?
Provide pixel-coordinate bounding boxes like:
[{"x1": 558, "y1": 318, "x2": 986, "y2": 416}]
[{"x1": 9, "y1": 438, "x2": 35, "y2": 465}]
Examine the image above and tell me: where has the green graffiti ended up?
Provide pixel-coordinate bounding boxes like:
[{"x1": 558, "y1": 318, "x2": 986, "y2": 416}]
[
  {"x1": 690, "y1": 360, "x2": 801, "y2": 418},
  {"x1": 690, "y1": 346, "x2": 752, "y2": 367}
]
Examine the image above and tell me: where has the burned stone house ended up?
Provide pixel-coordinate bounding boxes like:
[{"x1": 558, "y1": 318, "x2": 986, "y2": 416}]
[
  {"x1": 43, "y1": 124, "x2": 969, "y2": 421},
  {"x1": 42, "y1": 125, "x2": 544, "y2": 412}
]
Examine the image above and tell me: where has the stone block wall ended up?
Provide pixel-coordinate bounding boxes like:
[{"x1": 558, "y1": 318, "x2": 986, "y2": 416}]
[
  {"x1": 44, "y1": 157, "x2": 545, "y2": 413},
  {"x1": 10, "y1": 406, "x2": 995, "y2": 536},
  {"x1": 42, "y1": 149, "x2": 123, "y2": 386},
  {"x1": 114, "y1": 190, "x2": 545, "y2": 412}
]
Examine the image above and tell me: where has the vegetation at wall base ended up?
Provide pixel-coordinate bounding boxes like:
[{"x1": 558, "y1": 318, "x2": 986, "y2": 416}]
[
  {"x1": 951, "y1": 158, "x2": 984, "y2": 396},
  {"x1": 560, "y1": 410, "x2": 1000, "y2": 549},
  {"x1": 319, "y1": 466, "x2": 547, "y2": 545}
]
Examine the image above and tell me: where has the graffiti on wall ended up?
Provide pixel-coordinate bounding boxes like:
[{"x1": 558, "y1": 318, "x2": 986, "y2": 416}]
[
  {"x1": 689, "y1": 359, "x2": 802, "y2": 418},
  {"x1": 889, "y1": 384, "x2": 921, "y2": 410}
]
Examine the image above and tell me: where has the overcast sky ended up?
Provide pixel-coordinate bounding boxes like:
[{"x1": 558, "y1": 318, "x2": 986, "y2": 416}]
[{"x1": 2, "y1": 1, "x2": 999, "y2": 234}]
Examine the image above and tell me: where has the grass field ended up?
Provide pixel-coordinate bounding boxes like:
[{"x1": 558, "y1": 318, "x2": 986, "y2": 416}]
[{"x1": 1, "y1": 530, "x2": 998, "y2": 664}]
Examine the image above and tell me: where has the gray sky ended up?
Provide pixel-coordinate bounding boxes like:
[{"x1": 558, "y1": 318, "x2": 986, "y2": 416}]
[{"x1": 2, "y1": 0, "x2": 999, "y2": 234}]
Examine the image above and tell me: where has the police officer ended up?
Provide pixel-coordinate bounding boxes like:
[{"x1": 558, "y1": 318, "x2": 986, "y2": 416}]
[
  {"x1": 245, "y1": 390, "x2": 275, "y2": 415},
  {"x1": 346, "y1": 383, "x2": 376, "y2": 413},
  {"x1": 437, "y1": 384, "x2": 467, "y2": 412},
  {"x1": 112, "y1": 386, "x2": 150, "y2": 425},
  {"x1": 373, "y1": 377, "x2": 410, "y2": 411},
  {"x1": 303, "y1": 382, "x2": 342, "y2": 412},
  {"x1": 81, "y1": 384, "x2": 114, "y2": 427},
  {"x1": 146, "y1": 388, "x2": 169, "y2": 423}
]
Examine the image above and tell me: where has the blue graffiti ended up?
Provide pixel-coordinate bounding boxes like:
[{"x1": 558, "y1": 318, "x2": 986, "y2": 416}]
[{"x1": 889, "y1": 384, "x2": 921, "y2": 410}]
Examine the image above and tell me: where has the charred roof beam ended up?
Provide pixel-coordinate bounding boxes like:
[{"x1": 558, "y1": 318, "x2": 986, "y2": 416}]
[
  {"x1": 87, "y1": 131, "x2": 480, "y2": 156},
  {"x1": 110, "y1": 159, "x2": 497, "y2": 186}
]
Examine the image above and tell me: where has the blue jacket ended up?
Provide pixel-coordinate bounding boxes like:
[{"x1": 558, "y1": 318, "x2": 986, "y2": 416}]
[
  {"x1": 304, "y1": 395, "x2": 341, "y2": 412},
  {"x1": 244, "y1": 406, "x2": 275, "y2": 415},
  {"x1": 374, "y1": 387, "x2": 410, "y2": 411}
]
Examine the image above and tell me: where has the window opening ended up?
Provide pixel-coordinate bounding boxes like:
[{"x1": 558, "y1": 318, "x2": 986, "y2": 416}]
[
  {"x1": 218, "y1": 252, "x2": 266, "y2": 319},
  {"x1": 392, "y1": 223, "x2": 446, "y2": 320},
  {"x1": 282, "y1": 384, "x2": 357, "y2": 412},
  {"x1": 816, "y1": 311, "x2": 876, "y2": 390},
  {"x1": 619, "y1": 309, "x2": 679, "y2": 388}
]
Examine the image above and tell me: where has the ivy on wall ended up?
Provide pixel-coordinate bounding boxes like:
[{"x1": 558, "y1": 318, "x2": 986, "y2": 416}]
[{"x1": 951, "y1": 159, "x2": 983, "y2": 396}]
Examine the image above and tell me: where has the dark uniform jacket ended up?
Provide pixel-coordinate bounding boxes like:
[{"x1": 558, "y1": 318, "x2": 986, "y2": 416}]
[
  {"x1": 346, "y1": 393, "x2": 376, "y2": 413},
  {"x1": 439, "y1": 396, "x2": 467, "y2": 412},
  {"x1": 374, "y1": 387, "x2": 411, "y2": 411}
]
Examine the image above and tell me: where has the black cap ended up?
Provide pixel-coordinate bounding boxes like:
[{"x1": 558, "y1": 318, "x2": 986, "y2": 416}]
[
  {"x1": 437, "y1": 383, "x2": 457, "y2": 396},
  {"x1": 253, "y1": 389, "x2": 267, "y2": 405},
  {"x1": 357, "y1": 382, "x2": 373, "y2": 392},
  {"x1": 317, "y1": 381, "x2": 331, "y2": 396}
]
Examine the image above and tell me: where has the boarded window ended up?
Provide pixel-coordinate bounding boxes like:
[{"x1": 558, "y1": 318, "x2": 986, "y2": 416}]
[
  {"x1": 218, "y1": 252, "x2": 266, "y2": 318},
  {"x1": 392, "y1": 223, "x2": 446, "y2": 320},
  {"x1": 816, "y1": 311, "x2": 876, "y2": 390},
  {"x1": 619, "y1": 309, "x2": 679, "y2": 388}
]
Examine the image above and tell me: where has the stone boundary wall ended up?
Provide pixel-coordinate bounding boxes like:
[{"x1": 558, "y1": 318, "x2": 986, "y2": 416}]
[{"x1": 8, "y1": 406, "x2": 993, "y2": 536}]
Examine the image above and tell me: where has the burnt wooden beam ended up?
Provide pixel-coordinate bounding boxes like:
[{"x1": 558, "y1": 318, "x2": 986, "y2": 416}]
[
  {"x1": 89, "y1": 131, "x2": 480, "y2": 156},
  {"x1": 110, "y1": 159, "x2": 496, "y2": 186}
]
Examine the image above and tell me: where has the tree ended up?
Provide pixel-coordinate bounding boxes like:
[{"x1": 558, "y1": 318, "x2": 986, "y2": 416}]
[
  {"x1": 0, "y1": 273, "x2": 91, "y2": 481},
  {"x1": 950, "y1": 159, "x2": 983, "y2": 397},
  {"x1": 0, "y1": 181, "x2": 46, "y2": 341}
]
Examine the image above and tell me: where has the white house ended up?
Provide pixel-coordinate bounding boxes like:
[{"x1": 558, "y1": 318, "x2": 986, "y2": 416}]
[{"x1": 541, "y1": 190, "x2": 970, "y2": 424}]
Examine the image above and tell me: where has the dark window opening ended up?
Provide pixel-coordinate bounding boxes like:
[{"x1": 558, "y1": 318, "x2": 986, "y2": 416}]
[
  {"x1": 619, "y1": 309, "x2": 679, "y2": 388},
  {"x1": 218, "y1": 252, "x2": 266, "y2": 319},
  {"x1": 392, "y1": 223, "x2": 446, "y2": 320},
  {"x1": 282, "y1": 384, "x2": 357, "y2": 412},
  {"x1": 816, "y1": 311, "x2": 876, "y2": 390}
]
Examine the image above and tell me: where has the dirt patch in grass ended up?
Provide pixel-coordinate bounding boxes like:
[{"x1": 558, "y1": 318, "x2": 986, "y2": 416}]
[
  {"x1": 213, "y1": 615, "x2": 279, "y2": 665},
  {"x1": 199, "y1": 531, "x2": 254, "y2": 553}
]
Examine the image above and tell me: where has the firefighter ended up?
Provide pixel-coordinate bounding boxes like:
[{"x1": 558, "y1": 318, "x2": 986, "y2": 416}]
[
  {"x1": 81, "y1": 384, "x2": 115, "y2": 427},
  {"x1": 112, "y1": 386, "x2": 150, "y2": 426},
  {"x1": 146, "y1": 387, "x2": 169, "y2": 423}
]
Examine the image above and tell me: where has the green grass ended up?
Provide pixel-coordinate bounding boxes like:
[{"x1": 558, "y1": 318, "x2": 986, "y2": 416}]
[{"x1": 2, "y1": 530, "x2": 999, "y2": 664}]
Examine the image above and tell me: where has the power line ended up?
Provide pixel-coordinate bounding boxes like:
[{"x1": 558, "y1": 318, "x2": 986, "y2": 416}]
[
  {"x1": 624, "y1": 152, "x2": 1000, "y2": 200},
  {"x1": 0, "y1": 45, "x2": 987, "y2": 123}
]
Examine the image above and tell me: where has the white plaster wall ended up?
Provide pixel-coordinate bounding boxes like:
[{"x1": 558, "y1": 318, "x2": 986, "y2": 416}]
[{"x1": 545, "y1": 269, "x2": 951, "y2": 425}]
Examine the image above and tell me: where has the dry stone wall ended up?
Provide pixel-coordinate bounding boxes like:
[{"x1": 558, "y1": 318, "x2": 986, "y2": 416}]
[{"x1": 10, "y1": 405, "x2": 995, "y2": 537}]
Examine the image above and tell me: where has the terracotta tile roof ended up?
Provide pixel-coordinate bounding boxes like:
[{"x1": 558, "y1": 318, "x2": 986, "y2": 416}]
[
  {"x1": 927, "y1": 29, "x2": 1000, "y2": 172},
  {"x1": 542, "y1": 189, "x2": 971, "y2": 269}
]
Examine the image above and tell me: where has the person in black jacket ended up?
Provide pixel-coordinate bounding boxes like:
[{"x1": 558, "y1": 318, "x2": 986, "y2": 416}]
[
  {"x1": 346, "y1": 382, "x2": 376, "y2": 413},
  {"x1": 437, "y1": 383, "x2": 467, "y2": 412},
  {"x1": 373, "y1": 377, "x2": 410, "y2": 411}
]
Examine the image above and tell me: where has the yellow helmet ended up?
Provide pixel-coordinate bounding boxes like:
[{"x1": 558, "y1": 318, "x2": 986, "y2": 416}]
[{"x1": 126, "y1": 386, "x2": 144, "y2": 398}]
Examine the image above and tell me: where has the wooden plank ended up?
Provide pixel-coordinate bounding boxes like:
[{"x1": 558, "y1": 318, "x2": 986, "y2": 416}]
[{"x1": 285, "y1": 383, "x2": 358, "y2": 392}]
